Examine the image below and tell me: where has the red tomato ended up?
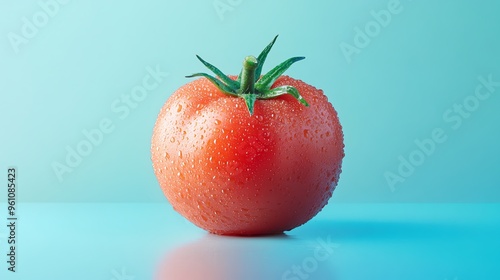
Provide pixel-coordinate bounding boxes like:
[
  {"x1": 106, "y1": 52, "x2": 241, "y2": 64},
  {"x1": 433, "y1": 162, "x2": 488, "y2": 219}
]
[{"x1": 151, "y1": 36, "x2": 344, "y2": 235}]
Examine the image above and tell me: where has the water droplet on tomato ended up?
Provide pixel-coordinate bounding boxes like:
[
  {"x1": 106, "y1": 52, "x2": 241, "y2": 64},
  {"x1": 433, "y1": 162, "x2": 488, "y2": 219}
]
[
  {"x1": 176, "y1": 104, "x2": 182, "y2": 112},
  {"x1": 170, "y1": 137, "x2": 175, "y2": 143},
  {"x1": 303, "y1": 129, "x2": 309, "y2": 138}
]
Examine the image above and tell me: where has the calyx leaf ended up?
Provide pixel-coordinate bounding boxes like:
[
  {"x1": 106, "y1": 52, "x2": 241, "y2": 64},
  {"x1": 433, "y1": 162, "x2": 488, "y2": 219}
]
[{"x1": 186, "y1": 35, "x2": 309, "y2": 115}]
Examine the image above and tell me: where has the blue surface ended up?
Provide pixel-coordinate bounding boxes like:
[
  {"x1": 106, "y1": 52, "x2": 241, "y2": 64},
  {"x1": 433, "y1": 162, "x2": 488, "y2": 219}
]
[
  {"x1": 1, "y1": 0, "x2": 499, "y2": 203},
  {"x1": 1, "y1": 0, "x2": 500, "y2": 279},
  {"x1": 0, "y1": 203, "x2": 498, "y2": 279}
]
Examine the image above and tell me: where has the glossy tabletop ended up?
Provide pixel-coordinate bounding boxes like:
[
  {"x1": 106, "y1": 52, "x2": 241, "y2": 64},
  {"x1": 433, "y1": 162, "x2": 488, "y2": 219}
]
[{"x1": 1, "y1": 203, "x2": 498, "y2": 280}]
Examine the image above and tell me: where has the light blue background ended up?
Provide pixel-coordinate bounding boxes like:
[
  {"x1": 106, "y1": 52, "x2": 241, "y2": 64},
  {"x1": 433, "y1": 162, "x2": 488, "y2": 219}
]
[
  {"x1": 1, "y1": 1, "x2": 500, "y2": 279},
  {"x1": 1, "y1": 0, "x2": 499, "y2": 203}
]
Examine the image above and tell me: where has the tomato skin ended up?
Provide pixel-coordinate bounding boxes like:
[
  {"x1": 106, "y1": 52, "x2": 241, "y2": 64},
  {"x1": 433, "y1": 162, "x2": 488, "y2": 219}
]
[{"x1": 151, "y1": 75, "x2": 344, "y2": 235}]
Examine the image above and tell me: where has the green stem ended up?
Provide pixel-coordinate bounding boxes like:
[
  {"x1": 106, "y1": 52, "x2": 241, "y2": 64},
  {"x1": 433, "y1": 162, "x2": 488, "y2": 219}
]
[
  {"x1": 186, "y1": 35, "x2": 308, "y2": 115},
  {"x1": 239, "y1": 56, "x2": 258, "y2": 94}
]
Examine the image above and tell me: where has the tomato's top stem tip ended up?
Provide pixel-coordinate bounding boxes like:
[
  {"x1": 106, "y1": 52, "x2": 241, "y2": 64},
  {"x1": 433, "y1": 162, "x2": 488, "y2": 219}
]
[
  {"x1": 239, "y1": 56, "x2": 258, "y2": 96},
  {"x1": 243, "y1": 56, "x2": 258, "y2": 70},
  {"x1": 186, "y1": 35, "x2": 308, "y2": 115}
]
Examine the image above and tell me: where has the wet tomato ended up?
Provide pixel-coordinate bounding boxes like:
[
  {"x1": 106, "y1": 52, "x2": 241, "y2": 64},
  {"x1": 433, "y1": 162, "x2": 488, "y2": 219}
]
[{"x1": 152, "y1": 36, "x2": 344, "y2": 235}]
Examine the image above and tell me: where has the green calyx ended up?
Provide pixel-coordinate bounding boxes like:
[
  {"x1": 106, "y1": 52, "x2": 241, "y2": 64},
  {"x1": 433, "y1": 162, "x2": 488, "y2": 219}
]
[{"x1": 186, "y1": 35, "x2": 309, "y2": 115}]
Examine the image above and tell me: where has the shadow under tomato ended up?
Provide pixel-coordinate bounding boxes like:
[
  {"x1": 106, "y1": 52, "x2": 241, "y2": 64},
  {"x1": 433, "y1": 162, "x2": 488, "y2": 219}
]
[{"x1": 155, "y1": 233, "x2": 337, "y2": 280}]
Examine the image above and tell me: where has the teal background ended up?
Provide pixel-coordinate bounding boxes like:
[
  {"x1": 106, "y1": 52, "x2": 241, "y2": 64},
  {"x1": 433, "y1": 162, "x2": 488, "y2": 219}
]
[
  {"x1": 1, "y1": 0, "x2": 499, "y2": 203},
  {"x1": 1, "y1": 1, "x2": 500, "y2": 279}
]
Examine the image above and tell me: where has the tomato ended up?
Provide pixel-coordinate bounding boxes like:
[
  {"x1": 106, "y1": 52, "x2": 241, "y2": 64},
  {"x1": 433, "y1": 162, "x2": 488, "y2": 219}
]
[{"x1": 151, "y1": 36, "x2": 344, "y2": 235}]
